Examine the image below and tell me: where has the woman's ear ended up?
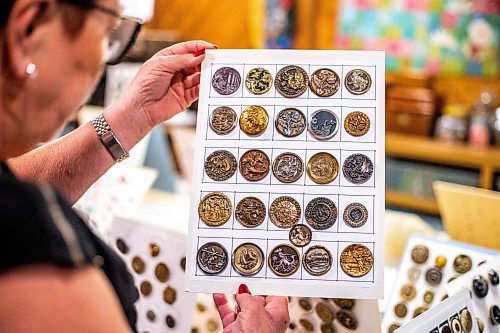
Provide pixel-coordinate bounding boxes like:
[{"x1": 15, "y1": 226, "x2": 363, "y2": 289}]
[{"x1": 4, "y1": 0, "x2": 55, "y2": 79}]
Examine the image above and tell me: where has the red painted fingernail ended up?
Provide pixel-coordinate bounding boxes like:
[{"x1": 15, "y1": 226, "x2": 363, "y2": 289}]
[
  {"x1": 238, "y1": 284, "x2": 251, "y2": 294},
  {"x1": 214, "y1": 45, "x2": 219, "y2": 49},
  {"x1": 194, "y1": 49, "x2": 206, "y2": 57}
]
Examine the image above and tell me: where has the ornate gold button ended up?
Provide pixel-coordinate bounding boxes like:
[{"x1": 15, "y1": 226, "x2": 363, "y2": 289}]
[{"x1": 239, "y1": 105, "x2": 269, "y2": 136}]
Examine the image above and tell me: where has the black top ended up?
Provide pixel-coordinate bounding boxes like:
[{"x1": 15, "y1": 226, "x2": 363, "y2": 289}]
[{"x1": 0, "y1": 162, "x2": 138, "y2": 331}]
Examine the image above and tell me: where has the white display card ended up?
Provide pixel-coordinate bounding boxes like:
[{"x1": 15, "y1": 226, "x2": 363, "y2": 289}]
[
  {"x1": 446, "y1": 256, "x2": 500, "y2": 333},
  {"x1": 382, "y1": 234, "x2": 498, "y2": 332},
  {"x1": 395, "y1": 289, "x2": 480, "y2": 333},
  {"x1": 186, "y1": 49, "x2": 385, "y2": 298},
  {"x1": 110, "y1": 216, "x2": 197, "y2": 333}
]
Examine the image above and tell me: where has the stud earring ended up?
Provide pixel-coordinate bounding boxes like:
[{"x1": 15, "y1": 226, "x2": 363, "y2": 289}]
[{"x1": 26, "y1": 63, "x2": 37, "y2": 76}]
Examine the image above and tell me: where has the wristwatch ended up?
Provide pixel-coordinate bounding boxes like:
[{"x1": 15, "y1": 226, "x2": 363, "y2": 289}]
[{"x1": 91, "y1": 112, "x2": 130, "y2": 162}]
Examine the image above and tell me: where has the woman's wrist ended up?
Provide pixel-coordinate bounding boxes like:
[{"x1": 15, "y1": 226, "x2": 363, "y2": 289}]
[{"x1": 102, "y1": 103, "x2": 153, "y2": 153}]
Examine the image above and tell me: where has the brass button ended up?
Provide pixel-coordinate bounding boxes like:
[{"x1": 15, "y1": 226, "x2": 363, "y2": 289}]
[
  {"x1": 209, "y1": 106, "x2": 237, "y2": 135},
  {"x1": 435, "y1": 255, "x2": 447, "y2": 268},
  {"x1": 269, "y1": 196, "x2": 301, "y2": 229},
  {"x1": 400, "y1": 283, "x2": 416, "y2": 301},
  {"x1": 139, "y1": 281, "x2": 152, "y2": 296},
  {"x1": 204, "y1": 150, "x2": 237, "y2": 181},
  {"x1": 276, "y1": 65, "x2": 309, "y2": 98},
  {"x1": 344, "y1": 111, "x2": 371, "y2": 137},
  {"x1": 272, "y1": 152, "x2": 304, "y2": 183},
  {"x1": 315, "y1": 301, "x2": 334, "y2": 323},
  {"x1": 305, "y1": 197, "x2": 337, "y2": 230},
  {"x1": 245, "y1": 67, "x2": 273, "y2": 95},
  {"x1": 394, "y1": 303, "x2": 407, "y2": 318},
  {"x1": 268, "y1": 244, "x2": 300, "y2": 276},
  {"x1": 155, "y1": 263, "x2": 170, "y2": 282},
  {"x1": 336, "y1": 309, "x2": 358, "y2": 330},
  {"x1": 340, "y1": 244, "x2": 373, "y2": 278},
  {"x1": 232, "y1": 242, "x2": 264, "y2": 276},
  {"x1": 198, "y1": 192, "x2": 232, "y2": 227},
  {"x1": 453, "y1": 254, "x2": 472, "y2": 274},
  {"x1": 307, "y1": 152, "x2": 339, "y2": 184},
  {"x1": 131, "y1": 256, "x2": 146, "y2": 274},
  {"x1": 239, "y1": 105, "x2": 269, "y2": 136},
  {"x1": 197, "y1": 242, "x2": 229, "y2": 275},
  {"x1": 411, "y1": 244, "x2": 429, "y2": 264},
  {"x1": 310, "y1": 68, "x2": 340, "y2": 97},
  {"x1": 303, "y1": 245, "x2": 333, "y2": 276},
  {"x1": 235, "y1": 196, "x2": 266, "y2": 228},
  {"x1": 239, "y1": 149, "x2": 270, "y2": 181},
  {"x1": 344, "y1": 69, "x2": 372, "y2": 95},
  {"x1": 163, "y1": 286, "x2": 177, "y2": 305}
]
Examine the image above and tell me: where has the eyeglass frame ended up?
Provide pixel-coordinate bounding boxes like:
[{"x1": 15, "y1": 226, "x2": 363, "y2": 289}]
[{"x1": 58, "y1": 0, "x2": 143, "y2": 65}]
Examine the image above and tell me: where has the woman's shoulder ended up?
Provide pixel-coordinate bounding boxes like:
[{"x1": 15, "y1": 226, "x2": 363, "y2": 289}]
[{"x1": 0, "y1": 175, "x2": 98, "y2": 271}]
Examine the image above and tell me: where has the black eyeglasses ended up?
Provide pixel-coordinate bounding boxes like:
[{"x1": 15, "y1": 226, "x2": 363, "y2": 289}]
[{"x1": 60, "y1": 1, "x2": 143, "y2": 65}]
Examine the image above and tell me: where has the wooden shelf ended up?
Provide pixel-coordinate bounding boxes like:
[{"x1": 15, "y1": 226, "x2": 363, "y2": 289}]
[
  {"x1": 386, "y1": 133, "x2": 500, "y2": 214},
  {"x1": 386, "y1": 190, "x2": 439, "y2": 215}
]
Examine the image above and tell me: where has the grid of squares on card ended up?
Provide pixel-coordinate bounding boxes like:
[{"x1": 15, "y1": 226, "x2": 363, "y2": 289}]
[{"x1": 194, "y1": 60, "x2": 381, "y2": 285}]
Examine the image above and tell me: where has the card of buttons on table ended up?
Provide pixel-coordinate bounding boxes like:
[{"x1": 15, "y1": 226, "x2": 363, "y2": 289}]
[
  {"x1": 382, "y1": 234, "x2": 498, "y2": 333},
  {"x1": 186, "y1": 50, "x2": 386, "y2": 298}
]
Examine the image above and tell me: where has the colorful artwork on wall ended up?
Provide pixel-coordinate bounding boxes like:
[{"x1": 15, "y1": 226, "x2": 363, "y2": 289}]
[
  {"x1": 266, "y1": 0, "x2": 295, "y2": 49},
  {"x1": 338, "y1": 0, "x2": 499, "y2": 76}
]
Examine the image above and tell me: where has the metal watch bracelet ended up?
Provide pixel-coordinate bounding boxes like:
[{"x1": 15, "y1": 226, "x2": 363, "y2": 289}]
[{"x1": 91, "y1": 112, "x2": 130, "y2": 162}]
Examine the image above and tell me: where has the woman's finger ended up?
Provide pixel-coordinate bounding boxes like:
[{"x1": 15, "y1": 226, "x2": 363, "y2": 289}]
[
  {"x1": 152, "y1": 54, "x2": 205, "y2": 75},
  {"x1": 183, "y1": 72, "x2": 201, "y2": 90},
  {"x1": 213, "y1": 294, "x2": 236, "y2": 327},
  {"x1": 155, "y1": 40, "x2": 217, "y2": 58}
]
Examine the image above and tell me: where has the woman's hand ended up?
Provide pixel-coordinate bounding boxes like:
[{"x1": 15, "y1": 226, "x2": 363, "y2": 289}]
[
  {"x1": 214, "y1": 285, "x2": 290, "y2": 333},
  {"x1": 105, "y1": 40, "x2": 216, "y2": 149}
]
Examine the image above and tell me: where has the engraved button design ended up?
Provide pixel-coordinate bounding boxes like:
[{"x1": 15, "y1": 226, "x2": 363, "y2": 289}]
[
  {"x1": 289, "y1": 224, "x2": 312, "y2": 247},
  {"x1": 197, "y1": 242, "x2": 229, "y2": 275},
  {"x1": 275, "y1": 65, "x2": 309, "y2": 98},
  {"x1": 307, "y1": 152, "x2": 339, "y2": 184},
  {"x1": 305, "y1": 197, "x2": 337, "y2": 230},
  {"x1": 310, "y1": 68, "x2": 340, "y2": 97},
  {"x1": 212, "y1": 67, "x2": 241, "y2": 95},
  {"x1": 235, "y1": 196, "x2": 266, "y2": 228},
  {"x1": 275, "y1": 108, "x2": 306, "y2": 137},
  {"x1": 209, "y1": 106, "x2": 237, "y2": 135},
  {"x1": 245, "y1": 67, "x2": 273, "y2": 95},
  {"x1": 269, "y1": 196, "x2": 302, "y2": 229},
  {"x1": 340, "y1": 244, "x2": 373, "y2": 278},
  {"x1": 204, "y1": 150, "x2": 237, "y2": 181},
  {"x1": 344, "y1": 111, "x2": 371, "y2": 137},
  {"x1": 239, "y1": 149, "x2": 270, "y2": 181},
  {"x1": 342, "y1": 153, "x2": 374, "y2": 184},
  {"x1": 343, "y1": 202, "x2": 368, "y2": 228},
  {"x1": 232, "y1": 243, "x2": 264, "y2": 276},
  {"x1": 239, "y1": 105, "x2": 269, "y2": 136},
  {"x1": 272, "y1": 152, "x2": 304, "y2": 183},
  {"x1": 268, "y1": 244, "x2": 300, "y2": 276},
  {"x1": 303, "y1": 245, "x2": 333, "y2": 276},
  {"x1": 344, "y1": 69, "x2": 372, "y2": 95},
  {"x1": 198, "y1": 192, "x2": 232, "y2": 227},
  {"x1": 308, "y1": 109, "x2": 339, "y2": 141}
]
